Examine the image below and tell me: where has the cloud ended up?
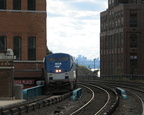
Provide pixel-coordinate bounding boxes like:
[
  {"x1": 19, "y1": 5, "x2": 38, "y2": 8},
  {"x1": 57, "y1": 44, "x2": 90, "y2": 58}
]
[
  {"x1": 46, "y1": 0, "x2": 108, "y2": 59},
  {"x1": 47, "y1": 0, "x2": 107, "y2": 17},
  {"x1": 67, "y1": 1, "x2": 107, "y2": 12}
]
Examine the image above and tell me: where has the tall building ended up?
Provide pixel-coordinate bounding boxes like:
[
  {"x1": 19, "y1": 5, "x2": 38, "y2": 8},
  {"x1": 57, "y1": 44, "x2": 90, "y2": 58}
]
[
  {"x1": 0, "y1": 0, "x2": 47, "y2": 87},
  {"x1": 100, "y1": 0, "x2": 144, "y2": 76}
]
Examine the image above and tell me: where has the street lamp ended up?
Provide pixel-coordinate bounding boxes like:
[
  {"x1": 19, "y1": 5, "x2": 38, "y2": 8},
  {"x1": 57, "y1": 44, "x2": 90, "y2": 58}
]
[
  {"x1": 77, "y1": 59, "x2": 78, "y2": 65},
  {"x1": 93, "y1": 58, "x2": 96, "y2": 69}
]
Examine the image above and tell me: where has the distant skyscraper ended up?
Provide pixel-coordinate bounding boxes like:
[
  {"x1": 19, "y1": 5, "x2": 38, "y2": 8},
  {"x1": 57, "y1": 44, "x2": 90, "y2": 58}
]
[{"x1": 100, "y1": 0, "x2": 144, "y2": 76}]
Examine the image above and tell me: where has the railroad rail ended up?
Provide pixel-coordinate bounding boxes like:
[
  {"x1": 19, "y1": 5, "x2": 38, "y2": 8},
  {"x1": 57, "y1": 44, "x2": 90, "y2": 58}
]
[
  {"x1": 0, "y1": 92, "x2": 71, "y2": 115},
  {"x1": 88, "y1": 82, "x2": 119, "y2": 115},
  {"x1": 70, "y1": 83, "x2": 119, "y2": 115},
  {"x1": 70, "y1": 84, "x2": 95, "y2": 115},
  {"x1": 126, "y1": 89, "x2": 144, "y2": 115},
  {"x1": 92, "y1": 80, "x2": 144, "y2": 115}
]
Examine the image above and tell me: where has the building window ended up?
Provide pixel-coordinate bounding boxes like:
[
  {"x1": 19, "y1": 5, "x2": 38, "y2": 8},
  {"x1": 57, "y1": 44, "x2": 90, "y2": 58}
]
[
  {"x1": 130, "y1": 53, "x2": 137, "y2": 74},
  {"x1": 0, "y1": 36, "x2": 6, "y2": 51},
  {"x1": 28, "y1": 36, "x2": 36, "y2": 60},
  {"x1": 133, "y1": 0, "x2": 137, "y2": 3},
  {"x1": 130, "y1": 34, "x2": 137, "y2": 48},
  {"x1": 119, "y1": 0, "x2": 128, "y2": 4},
  {"x1": 0, "y1": 0, "x2": 6, "y2": 9},
  {"x1": 108, "y1": 0, "x2": 111, "y2": 5},
  {"x1": 130, "y1": 10, "x2": 137, "y2": 27},
  {"x1": 13, "y1": 0, "x2": 21, "y2": 10},
  {"x1": 28, "y1": 0, "x2": 35, "y2": 10},
  {"x1": 13, "y1": 36, "x2": 22, "y2": 60}
]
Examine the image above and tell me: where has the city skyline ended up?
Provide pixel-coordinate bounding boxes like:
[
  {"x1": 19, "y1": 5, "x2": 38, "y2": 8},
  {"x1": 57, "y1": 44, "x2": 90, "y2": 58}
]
[{"x1": 76, "y1": 55, "x2": 100, "y2": 69}]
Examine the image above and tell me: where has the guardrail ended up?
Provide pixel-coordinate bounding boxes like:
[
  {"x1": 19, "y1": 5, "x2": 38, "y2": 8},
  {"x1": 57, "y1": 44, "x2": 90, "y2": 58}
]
[
  {"x1": 116, "y1": 87, "x2": 127, "y2": 100},
  {"x1": 100, "y1": 75, "x2": 144, "y2": 81},
  {"x1": 71, "y1": 88, "x2": 83, "y2": 101},
  {"x1": 23, "y1": 85, "x2": 44, "y2": 100}
]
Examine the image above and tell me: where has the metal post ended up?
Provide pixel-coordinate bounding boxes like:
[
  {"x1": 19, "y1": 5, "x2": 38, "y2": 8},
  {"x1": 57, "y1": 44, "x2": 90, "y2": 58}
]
[{"x1": 94, "y1": 58, "x2": 96, "y2": 69}]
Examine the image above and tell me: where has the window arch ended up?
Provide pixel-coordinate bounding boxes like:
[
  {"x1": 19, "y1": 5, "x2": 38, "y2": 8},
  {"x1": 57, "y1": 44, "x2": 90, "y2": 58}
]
[
  {"x1": 28, "y1": 36, "x2": 36, "y2": 60},
  {"x1": 0, "y1": 36, "x2": 7, "y2": 51},
  {"x1": 130, "y1": 10, "x2": 137, "y2": 27},
  {"x1": 13, "y1": 36, "x2": 22, "y2": 60},
  {"x1": 13, "y1": 0, "x2": 21, "y2": 10},
  {"x1": 28, "y1": 0, "x2": 35, "y2": 10},
  {"x1": 0, "y1": 0, "x2": 6, "y2": 9}
]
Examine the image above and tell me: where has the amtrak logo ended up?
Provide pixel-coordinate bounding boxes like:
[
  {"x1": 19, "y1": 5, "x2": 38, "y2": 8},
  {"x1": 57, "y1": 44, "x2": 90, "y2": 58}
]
[{"x1": 54, "y1": 62, "x2": 62, "y2": 68}]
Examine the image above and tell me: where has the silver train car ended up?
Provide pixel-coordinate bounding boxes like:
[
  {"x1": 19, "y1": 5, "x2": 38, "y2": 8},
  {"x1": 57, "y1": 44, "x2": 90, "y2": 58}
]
[{"x1": 44, "y1": 53, "x2": 77, "y2": 92}]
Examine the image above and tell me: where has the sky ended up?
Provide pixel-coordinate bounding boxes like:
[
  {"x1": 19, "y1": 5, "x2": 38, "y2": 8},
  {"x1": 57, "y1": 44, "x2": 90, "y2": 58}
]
[{"x1": 46, "y1": 0, "x2": 108, "y2": 59}]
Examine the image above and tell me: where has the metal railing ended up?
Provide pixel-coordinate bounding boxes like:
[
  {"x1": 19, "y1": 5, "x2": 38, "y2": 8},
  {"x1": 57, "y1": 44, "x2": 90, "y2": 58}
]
[{"x1": 23, "y1": 85, "x2": 44, "y2": 100}]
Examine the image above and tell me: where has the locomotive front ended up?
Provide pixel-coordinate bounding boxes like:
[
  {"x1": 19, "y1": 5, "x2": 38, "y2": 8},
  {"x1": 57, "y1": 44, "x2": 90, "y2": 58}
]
[{"x1": 44, "y1": 53, "x2": 77, "y2": 92}]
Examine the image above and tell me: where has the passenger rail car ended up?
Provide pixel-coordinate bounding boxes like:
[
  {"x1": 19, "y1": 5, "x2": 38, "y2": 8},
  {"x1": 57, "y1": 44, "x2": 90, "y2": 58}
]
[{"x1": 44, "y1": 53, "x2": 77, "y2": 92}]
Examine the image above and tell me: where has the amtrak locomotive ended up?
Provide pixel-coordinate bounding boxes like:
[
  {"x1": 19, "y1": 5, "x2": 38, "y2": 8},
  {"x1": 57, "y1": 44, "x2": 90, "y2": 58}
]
[{"x1": 44, "y1": 53, "x2": 77, "y2": 92}]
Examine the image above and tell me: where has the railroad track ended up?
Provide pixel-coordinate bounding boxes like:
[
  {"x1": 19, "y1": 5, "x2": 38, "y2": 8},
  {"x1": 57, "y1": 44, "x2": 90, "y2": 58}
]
[
  {"x1": 70, "y1": 84, "x2": 95, "y2": 115},
  {"x1": 0, "y1": 81, "x2": 124, "y2": 115},
  {"x1": 70, "y1": 83, "x2": 119, "y2": 115},
  {"x1": 92, "y1": 80, "x2": 144, "y2": 115},
  {"x1": 124, "y1": 89, "x2": 144, "y2": 115},
  {"x1": 0, "y1": 92, "x2": 71, "y2": 115},
  {"x1": 14, "y1": 83, "x2": 118, "y2": 115}
]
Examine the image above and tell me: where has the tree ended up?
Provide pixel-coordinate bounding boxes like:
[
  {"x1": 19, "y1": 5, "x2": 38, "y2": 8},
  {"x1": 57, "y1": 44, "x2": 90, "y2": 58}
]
[
  {"x1": 115, "y1": 66, "x2": 122, "y2": 75},
  {"x1": 46, "y1": 47, "x2": 53, "y2": 55}
]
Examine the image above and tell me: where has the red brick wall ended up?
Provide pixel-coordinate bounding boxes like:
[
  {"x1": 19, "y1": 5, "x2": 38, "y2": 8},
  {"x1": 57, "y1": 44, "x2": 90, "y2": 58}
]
[
  {"x1": 0, "y1": 69, "x2": 14, "y2": 99},
  {"x1": 0, "y1": 0, "x2": 47, "y2": 93},
  {"x1": 100, "y1": 4, "x2": 144, "y2": 76},
  {"x1": 6, "y1": 0, "x2": 46, "y2": 11},
  {"x1": 0, "y1": 0, "x2": 47, "y2": 60},
  {"x1": 14, "y1": 61, "x2": 45, "y2": 87},
  {"x1": 14, "y1": 61, "x2": 44, "y2": 78}
]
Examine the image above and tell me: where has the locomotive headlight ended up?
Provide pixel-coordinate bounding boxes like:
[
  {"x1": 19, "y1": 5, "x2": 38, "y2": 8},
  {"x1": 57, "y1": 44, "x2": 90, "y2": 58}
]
[
  {"x1": 58, "y1": 69, "x2": 62, "y2": 72},
  {"x1": 55, "y1": 69, "x2": 62, "y2": 73},
  {"x1": 55, "y1": 69, "x2": 59, "y2": 73}
]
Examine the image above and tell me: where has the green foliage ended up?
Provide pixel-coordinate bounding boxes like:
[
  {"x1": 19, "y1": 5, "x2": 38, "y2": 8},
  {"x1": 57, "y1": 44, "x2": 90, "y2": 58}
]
[
  {"x1": 115, "y1": 66, "x2": 122, "y2": 75},
  {"x1": 46, "y1": 47, "x2": 53, "y2": 55},
  {"x1": 78, "y1": 65, "x2": 87, "y2": 68}
]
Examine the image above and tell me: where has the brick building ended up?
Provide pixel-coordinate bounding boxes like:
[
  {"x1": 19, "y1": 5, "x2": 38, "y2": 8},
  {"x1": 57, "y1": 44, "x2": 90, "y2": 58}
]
[
  {"x1": 0, "y1": 0, "x2": 47, "y2": 88},
  {"x1": 0, "y1": 51, "x2": 15, "y2": 99},
  {"x1": 100, "y1": 0, "x2": 144, "y2": 76}
]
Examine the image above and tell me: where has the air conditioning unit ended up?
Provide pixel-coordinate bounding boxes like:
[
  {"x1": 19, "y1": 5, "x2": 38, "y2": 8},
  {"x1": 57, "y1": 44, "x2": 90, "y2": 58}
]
[{"x1": 6, "y1": 49, "x2": 14, "y2": 56}]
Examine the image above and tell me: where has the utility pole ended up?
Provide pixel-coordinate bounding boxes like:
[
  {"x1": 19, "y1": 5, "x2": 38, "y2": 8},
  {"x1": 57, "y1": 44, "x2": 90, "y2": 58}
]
[{"x1": 94, "y1": 58, "x2": 96, "y2": 69}]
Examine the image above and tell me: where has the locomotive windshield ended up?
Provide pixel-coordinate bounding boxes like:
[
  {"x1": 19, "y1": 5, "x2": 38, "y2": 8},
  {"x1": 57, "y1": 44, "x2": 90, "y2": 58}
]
[
  {"x1": 48, "y1": 57, "x2": 69, "y2": 62},
  {"x1": 44, "y1": 53, "x2": 75, "y2": 73}
]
